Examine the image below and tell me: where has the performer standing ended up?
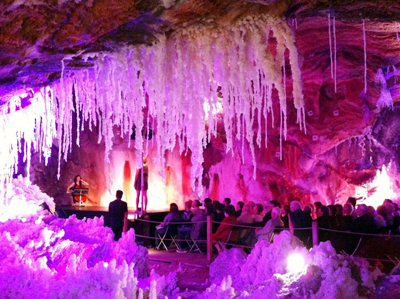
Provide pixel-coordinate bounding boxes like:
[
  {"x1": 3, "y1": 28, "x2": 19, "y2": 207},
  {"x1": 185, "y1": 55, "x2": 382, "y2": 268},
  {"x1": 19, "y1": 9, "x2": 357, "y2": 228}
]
[
  {"x1": 134, "y1": 156, "x2": 148, "y2": 213},
  {"x1": 66, "y1": 174, "x2": 89, "y2": 206}
]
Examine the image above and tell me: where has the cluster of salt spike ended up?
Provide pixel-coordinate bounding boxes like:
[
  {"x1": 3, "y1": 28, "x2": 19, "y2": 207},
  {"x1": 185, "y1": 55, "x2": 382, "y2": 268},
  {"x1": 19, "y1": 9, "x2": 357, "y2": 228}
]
[{"x1": 0, "y1": 15, "x2": 305, "y2": 194}]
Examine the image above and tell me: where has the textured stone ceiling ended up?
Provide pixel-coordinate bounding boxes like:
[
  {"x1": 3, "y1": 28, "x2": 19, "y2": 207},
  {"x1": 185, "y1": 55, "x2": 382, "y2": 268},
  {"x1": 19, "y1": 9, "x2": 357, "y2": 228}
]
[
  {"x1": 5, "y1": 0, "x2": 400, "y2": 205},
  {"x1": 0, "y1": 0, "x2": 399, "y2": 99}
]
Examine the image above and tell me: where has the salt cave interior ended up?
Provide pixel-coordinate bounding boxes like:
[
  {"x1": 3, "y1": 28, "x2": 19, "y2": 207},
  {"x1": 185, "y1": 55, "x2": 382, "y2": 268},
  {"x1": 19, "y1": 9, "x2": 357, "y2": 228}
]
[
  {"x1": 2, "y1": 0, "x2": 400, "y2": 298},
  {"x1": 2, "y1": 0, "x2": 400, "y2": 210}
]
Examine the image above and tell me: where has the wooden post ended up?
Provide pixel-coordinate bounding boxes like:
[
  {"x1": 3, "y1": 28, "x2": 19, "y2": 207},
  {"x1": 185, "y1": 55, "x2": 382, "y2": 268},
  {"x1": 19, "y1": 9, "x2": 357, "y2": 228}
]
[
  {"x1": 312, "y1": 220, "x2": 318, "y2": 247},
  {"x1": 207, "y1": 215, "x2": 212, "y2": 262}
]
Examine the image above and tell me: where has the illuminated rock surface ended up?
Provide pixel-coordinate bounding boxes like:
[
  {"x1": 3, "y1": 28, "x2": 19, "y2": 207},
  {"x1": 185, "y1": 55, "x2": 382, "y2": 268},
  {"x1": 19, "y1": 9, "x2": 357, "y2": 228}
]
[{"x1": 2, "y1": 1, "x2": 400, "y2": 208}]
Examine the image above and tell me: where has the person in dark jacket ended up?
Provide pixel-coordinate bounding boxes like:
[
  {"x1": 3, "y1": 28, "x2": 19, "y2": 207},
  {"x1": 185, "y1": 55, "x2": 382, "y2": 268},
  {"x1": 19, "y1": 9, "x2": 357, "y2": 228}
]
[
  {"x1": 289, "y1": 201, "x2": 312, "y2": 246},
  {"x1": 109, "y1": 190, "x2": 128, "y2": 241}
]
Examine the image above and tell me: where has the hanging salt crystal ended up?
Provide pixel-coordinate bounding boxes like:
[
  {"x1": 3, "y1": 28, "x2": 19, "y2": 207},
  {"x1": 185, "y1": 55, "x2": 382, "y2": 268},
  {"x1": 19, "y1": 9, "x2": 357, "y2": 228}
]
[
  {"x1": 333, "y1": 15, "x2": 337, "y2": 93},
  {"x1": 0, "y1": 14, "x2": 307, "y2": 196},
  {"x1": 375, "y1": 68, "x2": 393, "y2": 108},
  {"x1": 363, "y1": 19, "x2": 367, "y2": 94},
  {"x1": 396, "y1": 21, "x2": 399, "y2": 41},
  {"x1": 328, "y1": 13, "x2": 334, "y2": 78}
]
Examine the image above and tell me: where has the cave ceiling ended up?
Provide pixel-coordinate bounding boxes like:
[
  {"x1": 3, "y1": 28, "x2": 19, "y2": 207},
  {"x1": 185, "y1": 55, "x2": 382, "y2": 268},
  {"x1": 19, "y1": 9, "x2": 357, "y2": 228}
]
[
  {"x1": 0, "y1": 0, "x2": 399, "y2": 97},
  {"x1": 3, "y1": 0, "x2": 400, "y2": 204},
  {"x1": 2, "y1": 0, "x2": 400, "y2": 156}
]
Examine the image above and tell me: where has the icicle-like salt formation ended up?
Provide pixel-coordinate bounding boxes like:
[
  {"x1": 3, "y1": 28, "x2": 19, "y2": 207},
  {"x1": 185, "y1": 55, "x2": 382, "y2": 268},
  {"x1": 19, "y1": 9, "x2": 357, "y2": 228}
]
[
  {"x1": 363, "y1": 19, "x2": 367, "y2": 94},
  {"x1": 375, "y1": 68, "x2": 393, "y2": 108},
  {"x1": 0, "y1": 14, "x2": 305, "y2": 195},
  {"x1": 0, "y1": 88, "x2": 57, "y2": 185},
  {"x1": 333, "y1": 14, "x2": 337, "y2": 93},
  {"x1": 396, "y1": 21, "x2": 399, "y2": 41},
  {"x1": 328, "y1": 13, "x2": 334, "y2": 79}
]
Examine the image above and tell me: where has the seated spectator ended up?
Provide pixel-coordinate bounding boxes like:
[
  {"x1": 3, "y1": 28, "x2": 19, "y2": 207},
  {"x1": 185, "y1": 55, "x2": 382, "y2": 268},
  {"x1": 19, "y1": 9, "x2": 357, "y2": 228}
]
[
  {"x1": 205, "y1": 202, "x2": 214, "y2": 216},
  {"x1": 377, "y1": 205, "x2": 391, "y2": 232},
  {"x1": 317, "y1": 205, "x2": 331, "y2": 227},
  {"x1": 289, "y1": 201, "x2": 312, "y2": 246},
  {"x1": 366, "y1": 205, "x2": 376, "y2": 218},
  {"x1": 177, "y1": 209, "x2": 207, "y2": 253},
  {"x1": 212, "y1": 200, "x2": 219, "y2": 210},
  {"x1": 212, "y1": 205, "x2": 239, "y2": 251},
  {"x1": 303, "y1": 205, "x2": 313, "y2": 217},
  {"x1": 352, "y1": 204, "x2": 377, "y2": 233},
  {"x1": 155, "y1": 203, "x2": 182, "y2": 248},
  {"x1": 192, "y1": 199, "x2": 203, "y2": 217},
  {"x1": 238, "y1": 204, "x2": 254, "y2": 224},
  {"x1": 384, "y1": 202, "x2": 395, "y2": 229},
  {"x1": 341, "y1": 203, "x2": 354, "y2": 230},
  {"x1": 335, "y1": 204, "x2": 344, "y2": 227},
  {"x1": 262, "y1": 200, "x2": 281, "y2": 225},
  {"x1": 253, "y1": 204, "x2": 264, "y2": 223},
  {"x1": 346, "y1": 197, "x2": 358, "y2": 219},
  {"x1": 374, "y1": 214, "x2": 387, "y2": 232},
  {"x1": 255, "y1": 207, "x2": 284, "y2": 243},
  {"x1": 247, "y1": 200, "x2": 256, "y2": 211},
  {"x1": 213, "y1": 203, "x2": 226, "y2": 233},
  {"x1": 224, "y1": 197, "x2": 231, "y2": 207},
  {"x1": 317, "y1": 205, "x2": 331, "y2": 242},
  {"x1": 393, "y1": 205, "x2": 400, "y2": 234},
  {"x1": 181, "y1": 201, "x2": 193, "y2": 221},
  {"x1": 204, "y1": 197, "x2": 212, "y2": 207},
  {"x1": 235, "y1": 201, "x2": 245, "y2": 217},
  {"x1": 327, "y1": 204, "x2": 339, "y2": 229},
  {"x1": 281, "y1": 204, "x2": 290, "y2": 228},
  {"x1": 314, "y1": 201, "x2": 322, "y2": 219}
]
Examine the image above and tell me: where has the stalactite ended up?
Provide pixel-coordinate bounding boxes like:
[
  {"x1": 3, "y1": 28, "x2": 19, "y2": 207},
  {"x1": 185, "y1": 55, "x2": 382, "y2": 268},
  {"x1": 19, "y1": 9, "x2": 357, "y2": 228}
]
[
  {"x1": 333, "y1": 15, "x2": 337, "y2": 93},
  {"x1": 363, "y1": 19, "x2": 367, "y2": 94},
  {"x1": 396, "y1": 21, "x2": 399, "y2": 41},
  {"x1": 328, "y1": 13, "x2": 334, "y2": 79},
  {"x1": 0, "y1": 14, "x2": 306, "y2": 195}
]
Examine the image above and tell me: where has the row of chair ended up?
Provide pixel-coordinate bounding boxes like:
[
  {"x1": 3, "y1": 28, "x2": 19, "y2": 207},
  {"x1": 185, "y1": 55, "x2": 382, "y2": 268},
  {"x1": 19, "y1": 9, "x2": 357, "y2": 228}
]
[{"x1": 156, "y1": 222, "x2": 206, "y2": 253}]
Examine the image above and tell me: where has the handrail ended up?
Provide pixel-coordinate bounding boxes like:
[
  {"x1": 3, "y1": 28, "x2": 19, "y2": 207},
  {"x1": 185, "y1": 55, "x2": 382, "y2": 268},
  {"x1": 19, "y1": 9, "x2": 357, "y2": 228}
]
[
  {"x1": 318, "y1": 227, "x2": 400, "y2": 238},
  {"x1": 133, "y1": 218, "x2": 207, "y2": 225}
]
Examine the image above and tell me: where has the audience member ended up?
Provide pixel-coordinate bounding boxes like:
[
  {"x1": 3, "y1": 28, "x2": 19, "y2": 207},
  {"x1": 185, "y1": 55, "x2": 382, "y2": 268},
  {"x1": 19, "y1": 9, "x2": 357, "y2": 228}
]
[
  {"x1": 181, "y1": 201, "x2": 193, "y2": 221},
  {"x1": 235, "y1": 201, "x2": 245, "y2": 217},
  {"x1": 224, "y1": 197, "x2": 231, "y2": 207},
  {"x1": 212, "y1": 205, "x2": 239, "y2": 252},
  {"x1": 352, "y1": 204, "x2": 376, "y2": 233},
  {"x1": 289, "y1": 201, "x2": 312, "y2": 246},
  {"x1": 327, "y1": 204, "x2": 339, "y2": 229},
  {"x1": 262, "y1": 200, "x2": 280, "y2": 225},
  {"x1": 177, "y1": 207, "x2": 207, "y2": 253},
  {"x1": 204, "y1": 197, "x2": 212, "y2": 207},
  {"x1": 213, "y1": 203, "x2": 226, "y2": 233},
  {"x1": 253, "y1": 204, "x2": 264, "y2": 223},
  {"x1": 346, "y1": 197, "x2": 358, "y2": 219},
  {"x1": 281, "y1": 204, "x2": 290, "y2": 228},
  {"x1": 205, "y1": 202, "x2": 214, "y2": 216},
  {"x1": 341, "y1": 203, "x2": 354, "y2": 230},
  {"x1": 192, "y1": 199, "x2": 203, "y2": 217},
  {"x1": 255, "y1": 207, "x2": 283, "y2": 243},
  {"x1": 155, "y1": 203, "x2": 182, "y2": 248},
  {"x1": 314, "y1": 201, "x2": 322, "y2": 219},
  {"x1": 238, "y1": 204, "x2": 254, "y2": 224}
]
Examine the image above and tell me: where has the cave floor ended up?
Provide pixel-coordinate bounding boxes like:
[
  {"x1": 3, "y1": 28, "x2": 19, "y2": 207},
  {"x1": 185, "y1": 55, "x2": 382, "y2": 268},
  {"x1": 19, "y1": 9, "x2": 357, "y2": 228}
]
[{"x1": 148, "y1": 248, "x2": 212, "y2": 292}]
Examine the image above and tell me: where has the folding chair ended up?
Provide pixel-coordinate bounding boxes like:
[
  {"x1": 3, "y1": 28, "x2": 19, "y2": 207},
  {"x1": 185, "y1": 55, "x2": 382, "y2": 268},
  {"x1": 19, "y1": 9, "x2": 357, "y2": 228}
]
[
  {"x1": 188, "y1": 221, "x2": 206, "y2": 253},
  {"x1": 156, "y1": 225, "x2": 179, "y2": 251},
  {"x1": 168, "y1": 224, "x2": 181, "y2": 250}
]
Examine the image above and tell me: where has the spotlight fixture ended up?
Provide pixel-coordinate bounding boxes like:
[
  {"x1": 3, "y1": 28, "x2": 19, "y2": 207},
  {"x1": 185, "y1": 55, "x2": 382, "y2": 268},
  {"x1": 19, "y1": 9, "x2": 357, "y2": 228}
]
[{"x1": 286, "y1": 253, "x2": 306, "y2": 273}]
